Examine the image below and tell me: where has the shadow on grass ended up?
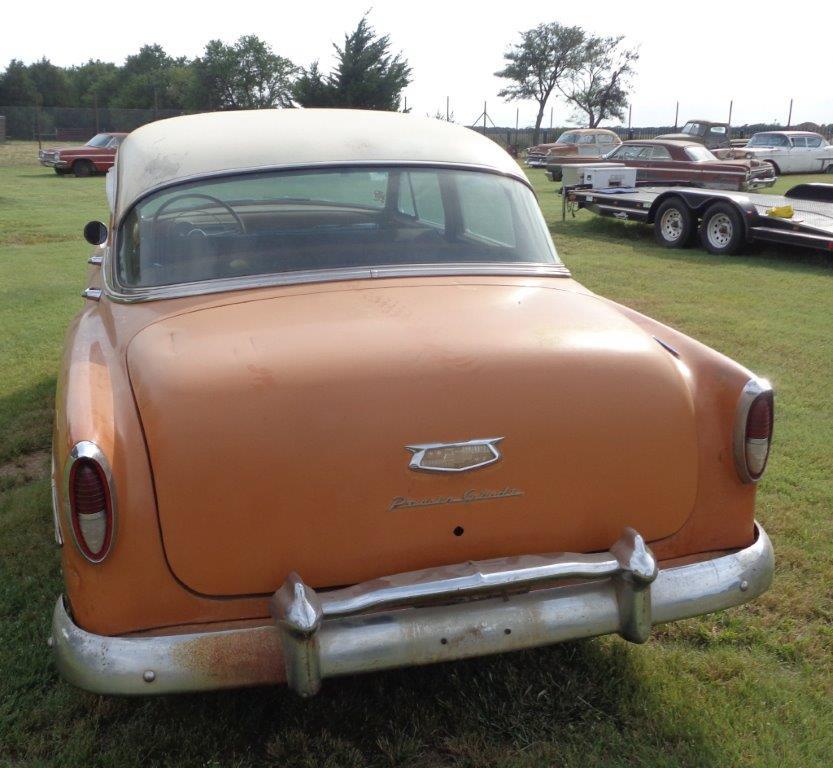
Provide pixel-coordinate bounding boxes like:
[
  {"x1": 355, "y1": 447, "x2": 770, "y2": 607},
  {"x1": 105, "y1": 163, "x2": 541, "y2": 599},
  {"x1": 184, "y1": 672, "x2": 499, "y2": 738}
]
[
  {"x1": 0, "y1": 376, "x2": 56, "y2": 463},
  {"x1": 23, "y1": 639, "x2": 726, "y2": 767}
]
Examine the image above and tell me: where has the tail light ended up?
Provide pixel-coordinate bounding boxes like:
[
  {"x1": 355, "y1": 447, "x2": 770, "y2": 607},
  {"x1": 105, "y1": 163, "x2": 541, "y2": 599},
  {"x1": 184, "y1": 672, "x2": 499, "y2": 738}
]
[
  {"x1": 734, "y1": 379, "x2": 774, "y2": 483},
  {"x1": 65, "y1": 441, "x2": 116, "y2": 562}
]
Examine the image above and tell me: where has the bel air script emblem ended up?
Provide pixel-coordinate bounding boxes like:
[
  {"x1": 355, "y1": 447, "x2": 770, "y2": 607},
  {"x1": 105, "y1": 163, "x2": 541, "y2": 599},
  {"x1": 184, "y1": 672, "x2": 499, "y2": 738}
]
[{"x1": 406, "y1": 437, "x2": 504, "y2": 473}]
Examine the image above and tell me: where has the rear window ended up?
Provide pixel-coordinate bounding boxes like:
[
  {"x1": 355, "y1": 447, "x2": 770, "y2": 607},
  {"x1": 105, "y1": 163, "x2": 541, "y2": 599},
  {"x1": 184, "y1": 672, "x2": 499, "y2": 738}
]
[
  {"x1": 116, "y1": 167, "x2": 560, "y2": 289},
  {"x1": 685, "y1": 146, "x2": 717, "y2": 162}
]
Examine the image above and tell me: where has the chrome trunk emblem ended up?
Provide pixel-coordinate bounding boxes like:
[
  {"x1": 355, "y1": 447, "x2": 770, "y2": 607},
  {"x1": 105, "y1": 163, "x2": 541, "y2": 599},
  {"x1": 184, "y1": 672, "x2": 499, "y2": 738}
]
[{"x1": 406, "y1": 437, "x2": 504, "y2": 473}]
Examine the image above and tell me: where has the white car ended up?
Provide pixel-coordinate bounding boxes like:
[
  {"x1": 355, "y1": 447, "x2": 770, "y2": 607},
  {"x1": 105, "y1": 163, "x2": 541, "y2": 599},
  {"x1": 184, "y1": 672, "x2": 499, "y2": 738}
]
[{"x1": 722, "y1": 131, "x2": 833, "y2": 175}]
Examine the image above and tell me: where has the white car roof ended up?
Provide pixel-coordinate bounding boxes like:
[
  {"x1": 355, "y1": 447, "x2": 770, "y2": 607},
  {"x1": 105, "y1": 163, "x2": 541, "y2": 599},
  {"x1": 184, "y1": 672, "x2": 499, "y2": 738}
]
[
  {"x1": 753, "y1": 130, "x2": 824, "y2": 137},
  {"x1": 113, "y1": 109, "x2": 525, "y2": 217}
]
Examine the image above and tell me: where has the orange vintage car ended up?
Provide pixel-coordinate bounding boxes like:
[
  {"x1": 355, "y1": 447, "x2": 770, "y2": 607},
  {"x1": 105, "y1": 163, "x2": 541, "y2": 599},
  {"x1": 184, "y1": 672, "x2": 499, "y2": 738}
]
[{"x1": 50, "y1": 109, "x2": 774, "y2": 697}]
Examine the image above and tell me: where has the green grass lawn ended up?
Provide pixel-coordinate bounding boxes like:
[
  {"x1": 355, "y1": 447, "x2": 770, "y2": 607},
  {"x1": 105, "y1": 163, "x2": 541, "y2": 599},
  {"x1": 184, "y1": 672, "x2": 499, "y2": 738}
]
[{"x1": 1, "y1": 141, "x2": 832, "y2": 767}]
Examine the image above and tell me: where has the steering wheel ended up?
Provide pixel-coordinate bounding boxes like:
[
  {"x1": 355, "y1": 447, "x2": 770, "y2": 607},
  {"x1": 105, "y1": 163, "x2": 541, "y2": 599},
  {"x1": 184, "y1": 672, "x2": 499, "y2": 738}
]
[{"x1": 152, "y1": 193, "x2": 246, "y2": 233}]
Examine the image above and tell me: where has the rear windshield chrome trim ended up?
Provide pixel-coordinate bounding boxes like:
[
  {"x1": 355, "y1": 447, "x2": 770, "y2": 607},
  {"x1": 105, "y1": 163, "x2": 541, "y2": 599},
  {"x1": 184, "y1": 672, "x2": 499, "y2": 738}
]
[{"x1": 102, "y1": 263, "x2": 571, "y2": 304}]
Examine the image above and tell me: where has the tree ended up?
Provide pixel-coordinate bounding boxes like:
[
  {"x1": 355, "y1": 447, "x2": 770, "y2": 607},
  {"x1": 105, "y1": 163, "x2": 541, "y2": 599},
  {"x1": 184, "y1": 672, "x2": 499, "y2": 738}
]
[
  {"x1": 559, "y1": 36, "x2": 639, "y2": 127},
  {"x1": 27, "y1": 57, "x2": 74, "y2": 106},
  {"x1": 193, "y1": 36, "x2": 297, "y2": 109},
  {"x1": 294, "y1": 15, "x2": 411, "y2": 110},
  {"x1": 68, "y1": 60, "x2": 120, "y2": 108},
  {"x1": 109, "y1": 44, "x2": 197, "y2": 110},
  {"x1": 0, "y1": 59, "x2": 38, "y2": 106},
  {"x1": 495, "y1": 23, "x2": 586, "y2": 145}
]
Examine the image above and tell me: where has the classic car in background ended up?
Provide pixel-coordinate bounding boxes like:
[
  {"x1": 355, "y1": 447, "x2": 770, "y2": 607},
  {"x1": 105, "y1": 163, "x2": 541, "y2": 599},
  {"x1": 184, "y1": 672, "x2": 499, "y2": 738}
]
[
  {"x1": 51, "y1": 109, "x2": 773, "y2": 697},
  {"x1": 657, "y1": 120, "x2": 732, "y2": 149},
  {"x1": 714, "y1": 131, "x2": 833, "y2": 175},
  {"x1": 38, "y1": 132, "x2": 127, "y2": 177},
  {"x1": 525, "y1": 128, "x2": 621, "y2": 167},
  {"x1": 547, "y1": 139, "x2": 776, "y2": 191}
]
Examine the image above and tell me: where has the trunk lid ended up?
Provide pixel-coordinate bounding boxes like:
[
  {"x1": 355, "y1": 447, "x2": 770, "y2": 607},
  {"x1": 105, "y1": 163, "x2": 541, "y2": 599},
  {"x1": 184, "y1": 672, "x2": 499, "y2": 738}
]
[{"x1": 128, "y1": 280, "x2": 698, "y2": 596}]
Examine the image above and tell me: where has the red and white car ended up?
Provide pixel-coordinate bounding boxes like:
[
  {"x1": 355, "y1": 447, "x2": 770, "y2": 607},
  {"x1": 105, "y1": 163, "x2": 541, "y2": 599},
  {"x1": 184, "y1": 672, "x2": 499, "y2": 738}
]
[{"x1": 38, "y1": 132, "x2": 127, "y2": 177}]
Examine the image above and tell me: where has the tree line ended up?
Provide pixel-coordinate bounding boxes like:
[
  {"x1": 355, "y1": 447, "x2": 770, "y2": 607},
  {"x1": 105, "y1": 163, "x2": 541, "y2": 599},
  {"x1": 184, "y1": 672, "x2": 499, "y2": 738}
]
[
  {"x1": 0, "y1": 16, "x2": 636, "y2": 143},
  {"x1": 0, "y1": 16, "x2": 412, "y2": 113}
]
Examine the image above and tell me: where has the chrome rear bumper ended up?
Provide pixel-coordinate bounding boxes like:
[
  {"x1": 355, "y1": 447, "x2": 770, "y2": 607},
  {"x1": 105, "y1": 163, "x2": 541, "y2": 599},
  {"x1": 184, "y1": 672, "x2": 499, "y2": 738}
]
[{"x1": 51, "y1": 522, "x2": 773, "y2": 697}]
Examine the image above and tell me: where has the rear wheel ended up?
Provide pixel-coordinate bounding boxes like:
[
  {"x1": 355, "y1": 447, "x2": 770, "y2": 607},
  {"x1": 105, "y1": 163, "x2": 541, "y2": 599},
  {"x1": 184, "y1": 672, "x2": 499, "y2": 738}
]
[
  {"x1": 699, "y1": 202, "x2": 746, "y2": 255},
  {"x1": 654, "y1": 198, "x2": 695, "y2": 248},
  {"x1": 73, "y1": 160, "x2": 94, "y2": 178}
]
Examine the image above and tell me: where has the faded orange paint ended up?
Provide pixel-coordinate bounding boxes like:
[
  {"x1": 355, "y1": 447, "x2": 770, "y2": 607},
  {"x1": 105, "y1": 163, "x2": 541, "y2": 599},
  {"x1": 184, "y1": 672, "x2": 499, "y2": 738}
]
[{"x1": 54, "y1": 273, "x2": 758, "y2": 637}]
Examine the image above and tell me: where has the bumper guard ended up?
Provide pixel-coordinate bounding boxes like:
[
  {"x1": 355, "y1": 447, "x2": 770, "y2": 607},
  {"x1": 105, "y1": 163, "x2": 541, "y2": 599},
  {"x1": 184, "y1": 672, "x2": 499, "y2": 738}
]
[{"x1": 51, "y1": 523, "x2": 773, "y2": 697}]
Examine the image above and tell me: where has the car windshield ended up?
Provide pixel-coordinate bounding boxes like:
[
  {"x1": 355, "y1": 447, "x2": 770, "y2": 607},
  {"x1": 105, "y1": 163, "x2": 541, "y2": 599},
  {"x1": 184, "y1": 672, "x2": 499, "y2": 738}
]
[
  {"x1": 556, "y1": 132, "x2": 580, "y2": 145},
  {"x1": 85, "y1": 134, "x2": 113, "y2": 148},
  {"x1": 685, "y1": 146, "x2": 717, "y2": 162},
  {"x1": 680, "y1": 122, "x2": 705, "y2": 136},
  {"x1": 116, "y1": 166, "x2": 561, "y2": 289},
  {"x1": 748, "y1": 133, "x2": 790, "y2": 147}
]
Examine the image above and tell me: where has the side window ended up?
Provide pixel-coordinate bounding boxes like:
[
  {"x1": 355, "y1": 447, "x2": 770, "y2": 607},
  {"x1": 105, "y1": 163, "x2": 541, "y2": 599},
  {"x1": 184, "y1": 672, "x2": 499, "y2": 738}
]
[
  {"x1": 577, "y1": 134, "x2": 595, "y2": 144},
  {"x1": 806, "y1": 137, "x2": 822, "y2": 148},
  {"x1": 457, "y1": 173, "x2": 515, "y2": 247},
  {"x1": 790, "y1": 137, "x2": 805, "y2": 148},
  {"x1": 405, "y1": 171, "x2": 445, "y2": 228},
  {"x1": 620, "y1": 145, "x2": 645, "y2": 159},
  {"x1": 709, "y1": 126, "x2": 727, "y2": 135},
  {"x1": 597, "y1": 134, "x2": 614, "y2": 145},
  {"x1": 650, "y1": 145, "x2": 672, "y2": 160}
]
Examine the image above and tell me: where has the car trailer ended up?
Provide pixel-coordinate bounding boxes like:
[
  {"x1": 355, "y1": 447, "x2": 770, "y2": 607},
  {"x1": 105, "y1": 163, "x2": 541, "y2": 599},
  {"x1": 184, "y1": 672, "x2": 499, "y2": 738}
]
[{"x1": 564, "y1": 182, "x2": 833, "y2": 255}]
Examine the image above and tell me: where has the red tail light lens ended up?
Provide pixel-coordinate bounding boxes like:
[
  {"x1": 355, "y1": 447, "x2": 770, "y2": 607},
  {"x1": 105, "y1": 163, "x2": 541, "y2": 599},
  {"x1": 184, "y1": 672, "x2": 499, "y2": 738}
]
[
  {"x1": 734, "y1": 380, "x2": 774, "y2": 483},
  {"x1": 744, "y1": 392, "x2": 773, "y2": 479},
  {"x1": 66, "y1": 445, "x2": 115, "y2": 562}
]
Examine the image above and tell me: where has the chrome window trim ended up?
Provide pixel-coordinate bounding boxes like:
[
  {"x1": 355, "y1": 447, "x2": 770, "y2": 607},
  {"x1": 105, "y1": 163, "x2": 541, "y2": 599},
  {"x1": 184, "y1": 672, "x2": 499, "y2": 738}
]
[
  {"x1": 733, "y1": 377, "x2": 773, "y2": 484},
  {"x1": 107, "y1": 161, "x2": 562, "y2": 303},
  {"x1": 103, "y1": 263, "x2": 570, "y2": 304},
  {"x1": 62, "y1": 441, "x2": 118, "y2": 564}
]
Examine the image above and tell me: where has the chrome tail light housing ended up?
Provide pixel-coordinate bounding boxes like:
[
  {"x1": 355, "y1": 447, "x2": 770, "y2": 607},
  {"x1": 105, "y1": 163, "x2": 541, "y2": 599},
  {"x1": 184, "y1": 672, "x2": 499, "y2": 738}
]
[
  {"x1": 64, "y1": 441, "x2": 117, "y2": 563},
  {"x1": 734, "y1": 378, "x2": 774, "y2": 483}
]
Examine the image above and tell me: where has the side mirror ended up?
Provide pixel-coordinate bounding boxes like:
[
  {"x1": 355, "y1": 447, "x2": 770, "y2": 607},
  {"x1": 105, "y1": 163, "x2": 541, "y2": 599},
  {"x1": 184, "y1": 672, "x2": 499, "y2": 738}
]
[{"x1": 84, "y1": 220, "x2": 108, "y2": 246}]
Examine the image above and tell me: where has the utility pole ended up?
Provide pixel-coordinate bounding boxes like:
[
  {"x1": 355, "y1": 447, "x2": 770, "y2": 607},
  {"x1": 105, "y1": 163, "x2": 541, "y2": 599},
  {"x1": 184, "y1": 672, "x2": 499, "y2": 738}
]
[
  {"x1": 94, "y1": 92, "x2": 100, "y2": 134},
  {"x1": 674, "y1": 101, "x2": 679, "y2": 130},
  {"x1": 483, "y1": 101, "x2": 487, "y2": 135},
  {"x1": 446, "y1": 96, "x2": 449, "y2": 121},
  {"x1": 35, "y1": 94, "x2": 42, "y2": 150},
  {"x1": 787, "y1": 98, "x2": 793, "y2": 128},
  {"x1": 728, "y1": 99, "x2": 733, "y2": 128},
  {"x1": 627, "y1": 104, "x2": 633, "y2": 140}
]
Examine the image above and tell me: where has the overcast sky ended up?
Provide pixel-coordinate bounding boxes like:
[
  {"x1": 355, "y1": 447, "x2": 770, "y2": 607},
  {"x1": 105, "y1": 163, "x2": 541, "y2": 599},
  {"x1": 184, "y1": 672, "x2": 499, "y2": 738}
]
[{"x1": 2, "y1": 0, "x2": 827, "y2": 128}]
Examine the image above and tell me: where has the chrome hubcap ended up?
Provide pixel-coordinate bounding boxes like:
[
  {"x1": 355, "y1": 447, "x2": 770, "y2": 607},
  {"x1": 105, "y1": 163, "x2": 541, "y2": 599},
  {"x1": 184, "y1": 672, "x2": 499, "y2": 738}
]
[
  {"x1": 660, "y1": 209, "x2": 684, "y2": 241},
  {"x1": 707, "y1": 214, "x2": 733, "y2": 248}
]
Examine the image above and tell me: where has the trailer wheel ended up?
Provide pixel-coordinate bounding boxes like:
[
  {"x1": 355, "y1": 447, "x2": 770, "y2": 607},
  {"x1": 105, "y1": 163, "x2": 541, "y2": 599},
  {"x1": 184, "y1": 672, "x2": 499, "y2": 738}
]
[
  {"x1": 654, "y1": 198, "x2": 694, "y2": 248},
  {"x1": 699, "y1": 202, "x2": 745, "y2": 255}
]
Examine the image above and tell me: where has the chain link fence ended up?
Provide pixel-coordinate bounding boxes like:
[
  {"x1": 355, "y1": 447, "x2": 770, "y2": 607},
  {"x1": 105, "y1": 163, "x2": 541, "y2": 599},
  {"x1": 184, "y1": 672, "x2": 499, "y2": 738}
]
[
  {"x1": 473, "y1": 123, "x2": 833, "y2": 151},
  {"x1": 0, "y1": 105, "x2": 192, "y2": 142},
  {"x1": 1, "y1": 105, "x2": 831, "y2": 149}
]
